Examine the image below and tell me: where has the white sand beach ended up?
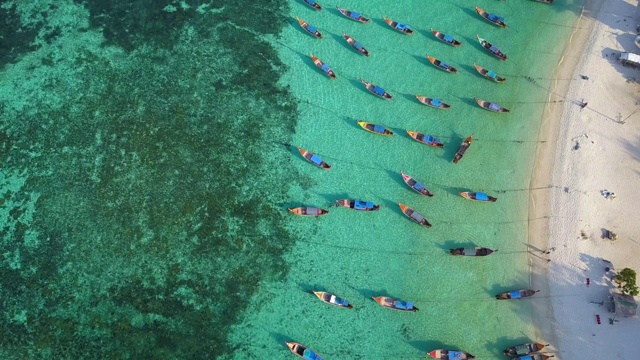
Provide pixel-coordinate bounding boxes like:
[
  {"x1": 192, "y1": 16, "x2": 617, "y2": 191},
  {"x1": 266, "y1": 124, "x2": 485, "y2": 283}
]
[{"x1": 529, "y1": 0, "x2": 640, "y2": 358}]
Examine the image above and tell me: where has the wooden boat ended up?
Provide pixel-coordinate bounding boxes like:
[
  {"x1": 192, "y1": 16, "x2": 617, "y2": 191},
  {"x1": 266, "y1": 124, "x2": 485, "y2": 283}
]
[
  {"x1": 533, "y1": 0, "x2": 553, "y2": 4},
  {"x1": 406, "y1": 130, "x2": 444, "y2": 148},
  {"x1": 335, "y1": 199, "x2": 380, "y2": 211},
  {"x1": 312, "y1": 291, "x2": 353, "y2": 308},
  {"x1": 383, "y1": 16, "x2": 413, "y2": 35},
  {"x1": 449, "y1": 247, "x2": 496, "y2": 256},
  {"x1": 337, "y1": 7, "x2": 369, "y2": 23},
  {"x1": 343, "y1": 33, "x2": 369, "y2": 56},
  {"x1": 371, "y1": 296, "x2": 418, "y2": 312},
  {"x1": 477, "y1": 35, "x2": 507, "y2": 61},
  {"x1": 426, "y1": 54, "x2": 458, "y2": 74},
  {"x1": 360, "y1": 78, "x2": 392, "y2": 100},
  {"x1": 428, "y1": 349, "x2": 475, "y2": 359},
  {"x1": 398, "y1": 202, "x2": 431, "y2": 227},
  {"x1": 358, "y1": 121, "x2": 393, "y2": 136},
  {"x1": 474, "y1": 98, "x2": 510, "y2": 113},
  {"x1": 513, "y1": 355, "x2": 554, "y2": 360},
  {"x1": 416, "y1": 95, "x2": 450, "y2": 109},
  {"x1": 288, "y1": 206, "x2": 329, "y2": 217},
  {"x1": 459, "y1": 192, "x2": 498, "y2": 202},
  {"x1": 475, "y1": 6, "x2": 506, "y2": 28},
  {"x1": 297, "y1": 146, "x2": 331, "y2": 170},
  {"x1": 473, "y1": 63, "x2": 506, "y2": 83},
  {"x1": 453, "y1": 134, "x2": 473, "y2": 164},
  {"x1": 310, "y1": 53, "x2": 336, "y2": 79},
  {"x1": 496, "y1": 289, "x2": 539, "y2": 300},
  {"x1": 504, "y1": 342, "x2": 548, "y2": 356},
  {"x1": 302, "y1": 0, "x2": 322, "y2": 11},
  {"x1": 286, "y1": 342, "x2": 323, "y2": 360},
  {"x1": 430, "y1": 28, "x2": 461, "y2": 47},
  {"x1": 296, "y1": 16, "x2": 322, "y2": 39},
  {"x1": 401, "y1": 170, "x2": 434, "y2": 197}
]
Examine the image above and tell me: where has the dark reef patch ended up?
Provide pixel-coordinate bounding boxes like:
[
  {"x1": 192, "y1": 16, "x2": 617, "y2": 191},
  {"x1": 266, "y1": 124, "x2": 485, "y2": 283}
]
[{"x1": 0, "y1": 3, "x2": 42, "y2": 68}]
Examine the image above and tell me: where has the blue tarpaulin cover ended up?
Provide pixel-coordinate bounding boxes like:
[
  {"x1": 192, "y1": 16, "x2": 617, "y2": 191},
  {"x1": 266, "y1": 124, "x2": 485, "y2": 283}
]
[
  {"x1": 350, "y1": 12, "x2": 360, "y2": 19},
  {"x1": 448, "y1": 351, "x2": 464, "y2": 360},
  {"x1": 432, "y1": 99, "x2": 442, "y2": 107},
  {"x1": 487, "y1": 70, "x2": 497, "y2": 78},
  {"x1": 373, "y1": 124, "x2": 385, "y2": 133},
  {"x1": 488, "y1": 13, "x2": 497, "y2": 21},
  {"x1": 476, "y1": 192, "x2": 489, "y2": 201},
  {"x1": 307, "y1": 25, "x2": 317, "y2": 33},
  {"x1": 424, "y1": 135, "x2": 434, "y2": 143},
  {"x1": 321, "y1": 64, "x2": 330, "y2": 72},
  {"x1": 490, "y1": 45, "x2": 499, "y2": 53},
  {"x1": 519, "y1": 356, "x2": 533, "y2": 360},
  {"x1": 441, "y1": 62, "x2": 449, "y2": 68},
  {"x1": 354, "y1": 42, "x2": 363, "y2": 50},
  {"x1": 489, "y1": 103, "x2": 501, "y2": 111},
  {"x1": 303, "y1": 348, "x2": 322, "y2": 360},
  {"x1": 307, "y1": 0, "x2": 316, "y2": 4},
  {"x1": 509, "y1": 290, "x2": 522, "y2": 299},
  {"x1": 405, "y1": 302, "x2": 414, "y2": 309},
  {"x1": 395, "y1": 301, "x2": 406, "y2": 309},
  {"x1": 365, "y1": 201, "x2": 374, "y2": 208},
  {"x1": 354, "y1": 200, "x2": 366, "y2": 210},
  {"x1": 396, "y1": 23, "x2": 408, "y2": 30},
  {"x1": 414, "y1": 182, "x2": 425, "y2": 192},
  {"x1": 373, "y1": 86, "x2": 385, "y2": 95},
  {"x1": 310, "y1": 154, "x2": 322, "y2": 165},
  {"x1": 444, "y1": 34, "x2": 453, "y2": 42}
]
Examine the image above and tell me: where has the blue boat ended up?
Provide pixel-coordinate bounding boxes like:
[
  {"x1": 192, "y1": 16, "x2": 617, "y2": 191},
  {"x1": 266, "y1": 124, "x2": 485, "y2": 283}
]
[
  {"x1": 337, "y1": 7, "x2": 369, "y2": 23},
  {"x1": 297, "y1": 146, "x2": 331, "y2": 170},
  {"x1": 336, "y1": 199, "x2": 380, "y2": 211},
  {"x1": 383, "y1": 16, "x2": 414, "y2": 35},
  {"x1": 459, "y1": 191, "x2": 498, "y2": 202},
  {"x1": 496, "y1": 289, "x2": 539, "y2": 300},
  {"x1": 372, "y1": 296, "x2": 419, "y2": 311},
  {"x1": 286, "y1": 342, "x2": 323, "y2": 360},
  {"x1": 430, "y1": 28, "x2": 462, "y2": 47},
  {"x1": 313, "y1": 291, "x2": 353, "y2": 308},
  {"x1": 360, "y1": 78, "x2": 392, "y2": 100},
  {"x1": 303, "y1": 0, "x2": 322, "y2": 11}
]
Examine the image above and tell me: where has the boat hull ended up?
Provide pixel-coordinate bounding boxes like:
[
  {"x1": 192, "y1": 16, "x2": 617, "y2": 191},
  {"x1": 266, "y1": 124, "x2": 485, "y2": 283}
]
[
  {"x1": 503, "y1": 342, "x2": 546, "y2": 356},
  {"x1": 453, "y1": 134, "x2": 473, "y2": 164},
  {"x1": 401, "y1": 170, "x2": 434, "y2": 197},
  {"x1": 398, "y1": 202, "x2": 431, "y2": 227},
  {"x1": 383, "y1": 16, "x2": 414, "y2": 35},
  {"x1": 449, "y1": 247, "x2": 495, "y2": 256},
  {"x1": 297, "y1": 146, "x2": 331, "y2": 170},
  {"x1": 428, "y1": 349, "x2": 475, "y2": 359},
  {"x1": 430, "y1": 28, "x2": 461, "y2": 47},
  {"x1": 288, "y1": 207, "x2": 329, "y2": 217},
  {"x1": 416, "y1": 95, "x2": 450, "y2": 109},
  {"x1": 372, "y1": 296, "x2": 418, "y2": 311},
  {"x1": 496, "y1": 289, "x2": 538, "y2": 300},
  {"x1": 336, "y1": 199, "x2": 380, "y2": 211}
]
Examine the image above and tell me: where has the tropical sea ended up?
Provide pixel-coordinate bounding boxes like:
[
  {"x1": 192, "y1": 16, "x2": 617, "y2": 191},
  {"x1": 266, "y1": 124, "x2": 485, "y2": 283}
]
[{"x1": 0, "y1": 0, "x2": 581, "y2": 359}]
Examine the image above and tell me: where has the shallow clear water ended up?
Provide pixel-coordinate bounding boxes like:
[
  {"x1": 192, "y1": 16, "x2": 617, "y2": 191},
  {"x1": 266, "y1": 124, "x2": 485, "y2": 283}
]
[{"x1": 0, "y1": 0, "x2": 580, "y2": 358}]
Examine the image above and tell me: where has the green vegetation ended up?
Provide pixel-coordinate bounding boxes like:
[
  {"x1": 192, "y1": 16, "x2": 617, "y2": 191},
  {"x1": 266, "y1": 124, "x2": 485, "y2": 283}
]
[{"x1": 615, "y1": 268, "x2": 639, "y2": 296}]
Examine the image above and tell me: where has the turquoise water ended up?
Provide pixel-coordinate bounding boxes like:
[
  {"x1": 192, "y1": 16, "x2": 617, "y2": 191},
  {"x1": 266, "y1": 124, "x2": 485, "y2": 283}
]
[{"x1": 0, "y1": 0, "x2": 579, "y2": 358}]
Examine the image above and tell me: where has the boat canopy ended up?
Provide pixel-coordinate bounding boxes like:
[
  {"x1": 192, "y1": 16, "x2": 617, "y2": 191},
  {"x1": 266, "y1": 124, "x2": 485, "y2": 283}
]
[
  {"x1": 307, "y1": 207, "x2": 319, "y2": 216},
  {"x1": 395, "y1": 301, "x2": 413, "y2": 310},
  {"x1": 518, "y1": 356, "x2": 534, "y2": 360},
  {"x1": 396, "y1": 23, "x2": 409, "y2": 30},
  {"x1": 509, "y1": 290, "x2": 522, "y2": 299},
  {"x1": 489, "y1": 103, "x2": 501, "y2": 111},
  {"x1": 448, "y1": 351, "x2": 464, "y2": 360},
  {"x1": 476, "y1": 192, "x2": 489, "y2": 201},
  {"x1": 487, "y1": 70, "x2": 497, "y2": 78},
  {"x1": 350, "y1": 12, "x2": 360, "y2": 19},
  {"x1": 373, "y1": 124, "x2": 385, "y2": 133},
  {"x1": 306, "y1": 0, "x2": 316, "y2": 4},
  {"x1": 354, "y1": 42, "x2": 363, "y2": 50},
  {"x1": 489, "y1": 45, "x2": 499, "y2": 53},
  {"x1": 373, "y1": 86, "x2": 385, "y2": 95},
  {"x1": 444, "y1": 34, "x2": 453, "y2": 42},
  {"x1": 321, "y1": 64, "x2": 330, "y2": 72},
  {"x1": 303, "y1": 348, "x2": 322, "y2": 360},
  {"x1": 487, "y1": 13, "x2": 505, "y2": 22},
  {"x1": 440, "y1": 62, "x2": 449, "y2": 68},
  {"x1": 424, "y1": 135, "x2": 434, "y2": 143},
  {"x1": 310, "y1": 154, "x2": 323, "y2": 165},
  {"x1": 463, "y1": 247, "x2": 476, "y2": 255},
  {"x1": 307, "y1": 25, "x2": 317, "y2": 33},
  {"x1": 432, "y1": 99, "x2": 442, "y2": 107},
  {"x1": 414, "y1": 182, "x2": 425, "y2": 192},
  {"x1": 410, "y1": 211, "x2": 424, "y2": 222},
  {"x1": 354, "y1": 200, "x2": 374, "y2": 210}
]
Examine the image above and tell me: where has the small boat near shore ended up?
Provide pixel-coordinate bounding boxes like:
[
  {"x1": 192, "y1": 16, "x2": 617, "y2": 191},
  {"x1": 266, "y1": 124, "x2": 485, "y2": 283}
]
[
  {"x1": 477, "y1": 35, "x2": 507, "y2": 61},
  {"x1": 475, "y1": 6, "x2": 506, "y2": 28},
  {"x1": 406, "y1": 130, "x2": 444, "y2": 148},
  {"x1": 428, "y1": 349, "x2": 475, "y2": 359},
  {"x1": 426, "y1": 54, "x2": 458, "y2": 74},
  {"x1": 312, "y1": 291, "x2": 353, "y2": 308},
  {"x1": 383, "y1": 16, "x2": 413, "y2": 35},
  {"x1": 288, "y1": 206, "x2": 329, "y2": 217},
  {"x1": 533, "y1": 0, "x2": 554, "y2": 3},
  {"x1": 302, "y1": 0, "x2": 322, "y2": 11},
  {"x1": 296, "y1": 16, "x2": 322, "y2": 39},
  {"x1": 297, "y1": 146, "x2": 331, "y2": 170},
  {"x1": 459, "y1": 192, "x2": 498, "y2": 202},
  {"x1": 453, "y1": 134, "x2": 473, "y2": 164},
  {"x1": 336, "y1": 199, "x2": 380, "y2": 211},
  {"x1": 343, "y1": 33, "x2": 369, "y2": 56},
  {"x1": 337, "y1": 7, "x2": 369, "y2": 23},
  {"x1": 449, "y1": 247, "x2": 496, "y2": 256},
  {"x1": 496, "y1": 289, "x2": 539, "y2": 300},
  {"x1": 360, "y1": 78, "x2": 392, "y2": 100},
  {"x1": 475, "y1": 98, "x2": 510, "y2": 113},
  {"x1": 416, "y1": 95, "x2": 451, "y2": 109},
  {"x1": 430, "y1": 28, "x2": 461, "y2": 47},
  {"x1": 286, "y1": 342, "x2": 323, "y2": 360},
  {"x1": 358, "y1": 121, "x2": 393, "y2": 136},
  {"x1": 504, "y1": 342, "x2": 548, "y2": 356},
  {"x1": 401, "y1": 170, "x2": 434, "y2": 197},
  {"x1": 513, "y1": 355, "x2": 554, "y2": 360},
  {"x1": 310, "y1": 53, "x2": 336, "y2": 79},
  {"x1": 372, "y1": 296, "x2": 418, "y2": 311},
  {"x1": 473, "y1": 63, "x2": 506, "y2": 83},
  {"x1": 398, "y1": 202, "x2": 431, "y2": 227}
]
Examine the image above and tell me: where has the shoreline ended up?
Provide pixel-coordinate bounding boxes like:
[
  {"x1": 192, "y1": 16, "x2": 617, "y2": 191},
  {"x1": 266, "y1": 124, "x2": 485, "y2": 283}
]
[{"x1": 527, "y1": 0, "x2": 603, "y2": 353}]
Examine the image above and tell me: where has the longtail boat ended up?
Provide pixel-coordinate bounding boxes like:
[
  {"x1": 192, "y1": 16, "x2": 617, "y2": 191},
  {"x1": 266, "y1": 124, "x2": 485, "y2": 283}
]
[
  {"x1": 360, "y1": 78, "x2": 392, "y2": 100},
  {"x1": 426, "y1": 54, "x2": 458, "y2": 74},
  {"x1": 302, "y1": 0, "x2": 322, "y2": 11},
  {"x1": 371, "y1": 296, "x2": 418, "y2": 312},
  {"x1": 383, "y1": 16, "x2": 413, "y2": 35},
  {"x1": 335, "y1": 199, "x2": 380, "y2": 211},
  {"x1": 473, "y1": 63, "x2": 506, "y2": 83},
  {"x1": 343, "y1": 33, "x2": 369, "y2": 56},
  {"x1": 312, "y1": 291, "x2": 353, "y2": 308},
  {"x1": 428, "y1": 349, "x2": 475, "y2": 359},
  {"x1": 477, "y1": 35, "x2": 507, "y2": 61},
  {"x1": 449, "y1": 247, "x2": 496, "y2": 256},
  {"x1": 416, "y1": 95, "x2": 450, "y2": 109},
  {"x1": 430, "y1": 28, "x2": 461, "y2": 47},
  {"x1": 288, "y1": 206, "x2": 329, "y2": 217},
  {"x1": 296, "y1": 16, "x2": 322, "y2": 39},
  {"x1": 398, "y1": 202, "x2": 431, "y2": 227},
  {"x1": 513, "y1": 355, "x2": 554, "y2": 360},
  {"x1": 406, "y1": 130, "x2": 444, "y2": 148},
  {"x1": 475, "y1": 98, "x2": 510, "y2": 113},
  {"x1": 337, "y1": 7, "x2": 369, "y2": 23},
  {"x1": 496, "y1": 289, "x2": 539, "y2": 300},
  {"x1": 453, "y1": 134, "x2": 473, "y2": 164},
  {"x1": 310, "y1": 53, "x2": 336, "y2": 79},
  {"x1": 459, "y1": 191, "x2": 498, "y2": 202},
  {"x1": 401, "y1": 170, "x2": 434, "y2": 197},
  {"x1": 297, "y1": 146, "x2": 331, "y2": 170},
  {"x1": 286, "y1": 342, "x2": 323, "y2": 360},
  {"x1": 475, "y1": 6, "x2": 506, "y2": 28},
  {"x1": 504, "y1": 342, "x2": 548, "y2": 356},
  {"x1": 534, "y1": 0, "x2": 554, "y2": 3},
  {"x1": 358, "y1": 121, "x2": 393, "y2": 136}
]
